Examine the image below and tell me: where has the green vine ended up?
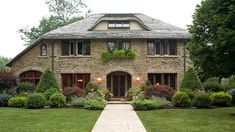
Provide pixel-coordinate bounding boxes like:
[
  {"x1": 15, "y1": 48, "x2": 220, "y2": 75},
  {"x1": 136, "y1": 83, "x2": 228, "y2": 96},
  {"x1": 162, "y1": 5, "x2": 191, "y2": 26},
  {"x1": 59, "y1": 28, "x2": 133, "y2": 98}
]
[{"x1": 101, "y1": 50, "x2": 136, "y2": 62}]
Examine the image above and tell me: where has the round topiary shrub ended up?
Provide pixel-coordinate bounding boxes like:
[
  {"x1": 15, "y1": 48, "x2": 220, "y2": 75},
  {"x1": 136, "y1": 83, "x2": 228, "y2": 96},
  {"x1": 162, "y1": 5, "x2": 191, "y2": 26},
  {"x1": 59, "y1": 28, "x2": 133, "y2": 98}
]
[
  {"x1": 192, "y1": 94, "x2": 212, "y2": 108},
  {"x1": 26, "y1": 93, "x2": 46, "y2": 109},
  {"x1": 210, "y1": 92, "x2": 232, "y2": 106},
  {"x1": 49, "y1": 93, "x2": 66, "y2": 108},
  {"x1": 0, "y1": 93, "x2": 12, "y2": 106},
  {"x1": 228, "y1": 88, "x2": 235, "y2": 103},
  {"x1": 8, "y1": 96, "x2": 27, "y2": 107},
  {"x1": 172, "y1": 92, "x2": 191, "y2": 107},
  {"x1": 43, "y1": 88, "x2": 59, "y2": 100}
]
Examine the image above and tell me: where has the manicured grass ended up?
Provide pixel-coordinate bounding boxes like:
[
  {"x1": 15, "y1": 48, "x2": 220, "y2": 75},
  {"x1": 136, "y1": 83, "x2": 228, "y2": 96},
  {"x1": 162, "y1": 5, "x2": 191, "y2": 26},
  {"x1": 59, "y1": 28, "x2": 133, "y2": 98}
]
[
  {"x1": 0, "y1": 107, "x2": 101, "y2": 132},
  {"x1": 137, "y1": 107, "x2": 235, "y2": 132}
]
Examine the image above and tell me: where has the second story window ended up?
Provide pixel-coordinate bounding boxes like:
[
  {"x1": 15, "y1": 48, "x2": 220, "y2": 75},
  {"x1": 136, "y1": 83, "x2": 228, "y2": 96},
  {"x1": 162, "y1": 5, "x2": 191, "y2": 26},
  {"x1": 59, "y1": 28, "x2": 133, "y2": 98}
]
[
  {"x1": 147, "y1": 40, "x2": 177, "y2": 55},
  {"x1": 40, "y1": 44, "x2": 47, "y2": 56},
  {"x1": 107, "y1": 40, "x2": 131, "y2": 52},
  {"x1": 61, "y1": 40, "x2": 91, "y2": 56},
  {"x1": 108, "y1": 21, "x2": 130, "y2": 29}
]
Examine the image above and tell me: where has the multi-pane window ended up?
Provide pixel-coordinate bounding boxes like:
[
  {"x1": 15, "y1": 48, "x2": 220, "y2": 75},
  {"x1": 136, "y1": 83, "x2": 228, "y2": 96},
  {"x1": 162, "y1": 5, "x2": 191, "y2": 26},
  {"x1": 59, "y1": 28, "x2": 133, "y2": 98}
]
[
  {"x1": 61, "y1": 40, "x2": 91, "y2": 56},
  {"x1": 61, "y1": 74, "x2": 90, "y2": 89},
  {"x1": 108, "y1": 21, "x2": 130, "y2": 29},
  {"x1": 148, "y1": 73, "x2": 177, "y2": 89},
  {"x1": 20, "y1": 71, "x2": 42, "y2": 85},
  {"x1": 147, "y1": 40, "x2": 177, "y2": 55},
  {"x1": 40, "y1": 44, "x2": 47, "y2": 56},
  {"x1": 107, "y1": 40, "x2": 131, "y2": 52}
]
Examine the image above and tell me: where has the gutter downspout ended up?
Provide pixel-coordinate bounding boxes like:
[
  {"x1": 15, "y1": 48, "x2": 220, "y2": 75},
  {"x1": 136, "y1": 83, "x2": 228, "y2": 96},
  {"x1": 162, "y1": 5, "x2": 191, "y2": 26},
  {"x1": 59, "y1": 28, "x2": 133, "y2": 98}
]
[
  {"x1": 50, "y1": 40, "x2": 55, "y2": 72},
  {"x1": 183, "y1": 39, "x2": 187, "y2": 74}
]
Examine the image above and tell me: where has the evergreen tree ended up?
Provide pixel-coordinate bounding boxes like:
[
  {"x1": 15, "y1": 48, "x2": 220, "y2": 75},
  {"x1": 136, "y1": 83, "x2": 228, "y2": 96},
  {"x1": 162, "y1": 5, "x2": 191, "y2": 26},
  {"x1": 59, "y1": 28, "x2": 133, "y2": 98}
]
[
  {"x1": 180, "y1": 68, "x2": 202, "y2": 90},
  {"x1": 36, "y1": 69, "x2": 59, "y2": 93}
]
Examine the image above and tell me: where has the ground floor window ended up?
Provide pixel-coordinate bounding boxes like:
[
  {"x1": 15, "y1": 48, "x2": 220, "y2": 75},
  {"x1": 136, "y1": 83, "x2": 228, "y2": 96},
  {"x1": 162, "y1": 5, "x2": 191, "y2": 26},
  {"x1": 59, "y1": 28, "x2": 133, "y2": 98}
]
[
  {"x1": 148, "y1": 73, "x2": 177, "y2": 89},
  {"x1": 61, "y1": 73, "x2": 90, "y2": 89},
  {"x1": 19, "y1": 71, "x2": 42, "y2": 85}
]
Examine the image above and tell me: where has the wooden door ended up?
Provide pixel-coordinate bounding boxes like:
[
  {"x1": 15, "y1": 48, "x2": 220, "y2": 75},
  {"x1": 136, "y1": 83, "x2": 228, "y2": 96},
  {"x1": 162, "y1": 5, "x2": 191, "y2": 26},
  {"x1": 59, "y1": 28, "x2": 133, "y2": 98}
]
[{"x1": 112, "y1": 75, "x2": 126, "y2": 98}]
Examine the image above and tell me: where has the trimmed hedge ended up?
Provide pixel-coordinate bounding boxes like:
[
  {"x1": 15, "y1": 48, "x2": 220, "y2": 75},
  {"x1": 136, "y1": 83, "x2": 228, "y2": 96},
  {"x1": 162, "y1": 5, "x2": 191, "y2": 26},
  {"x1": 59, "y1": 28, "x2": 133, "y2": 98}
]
[
  {"x1": 210, "y1": 92, "x2": 232, "y2": 106},
  {"x1": 192, "y1": 94, "x2": 212, "y2": 108},
  {"x1": 0, "y1": 93, "x2": 12, "y2": 106},
  {"x1": 172, "y1": 92, "x2": 191, "y2": 107},
  {"x1": 26, "y1": 93, "x2": 46, "y2": 109},
  {"x1": 8, "y1": 96, "x2": 27, "y2": 107},
  {"x1": 49, "y1": 93, "x2": 66, "y2": 108}
]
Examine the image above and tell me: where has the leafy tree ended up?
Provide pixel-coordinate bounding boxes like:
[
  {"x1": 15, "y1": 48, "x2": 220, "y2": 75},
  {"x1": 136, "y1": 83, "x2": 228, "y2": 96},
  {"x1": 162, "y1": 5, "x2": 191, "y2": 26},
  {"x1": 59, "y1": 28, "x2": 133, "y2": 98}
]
[
  {"x1": 19, "y1": 0, "x2": 89, "y2": 44},
  {"x1": 0, "y1": 56, "x2": 11, "y2": 71},
  {"x1": 36, "y1": 69, "x2": 59, "y2": 93},
  {"x1": 180, "y1": 68, "x2": 202, "y2": 90},
  {"x1": 188, "y1": 0, "x2": 235, "y2": 80}
]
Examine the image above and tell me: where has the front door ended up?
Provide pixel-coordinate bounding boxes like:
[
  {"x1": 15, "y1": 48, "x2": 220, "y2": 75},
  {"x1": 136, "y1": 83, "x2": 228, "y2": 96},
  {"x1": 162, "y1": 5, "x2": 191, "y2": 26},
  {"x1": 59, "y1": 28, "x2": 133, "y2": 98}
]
[{"x1": 113, "y1": 75, "x2": 126, "y2": 97}]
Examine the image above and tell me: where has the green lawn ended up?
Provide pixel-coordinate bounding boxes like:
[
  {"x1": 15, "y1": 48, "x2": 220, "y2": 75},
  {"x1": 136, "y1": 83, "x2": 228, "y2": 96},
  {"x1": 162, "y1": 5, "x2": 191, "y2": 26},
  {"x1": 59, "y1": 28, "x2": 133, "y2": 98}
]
[
  {"x1": 137, "y1": 107, "x2": 235, "y2": 132},
  {"x1": 0, "y1": 107, "x2": 101, "y2": 132}
]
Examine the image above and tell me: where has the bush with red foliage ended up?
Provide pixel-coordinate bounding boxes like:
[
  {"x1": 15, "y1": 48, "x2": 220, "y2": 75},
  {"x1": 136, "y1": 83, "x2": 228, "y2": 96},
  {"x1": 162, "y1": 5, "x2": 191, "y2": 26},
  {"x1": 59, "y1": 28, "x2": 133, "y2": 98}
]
[
  {"x1": 0, "y1": 71, "x2": 17, "y2": 93},
  {"x1": 62, "y1": 86, "x2": 85, "y2": 97},
  {"x1": 144, "y1": 85, "x2": 176, "y2": 100}
]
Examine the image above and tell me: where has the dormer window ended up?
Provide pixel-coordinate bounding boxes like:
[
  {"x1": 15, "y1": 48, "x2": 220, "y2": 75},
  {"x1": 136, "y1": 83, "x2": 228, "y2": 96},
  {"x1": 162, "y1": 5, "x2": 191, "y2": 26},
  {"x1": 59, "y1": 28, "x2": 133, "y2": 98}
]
[{"x1": 108, "y1": 21, "x2": 130, "y2": 29}]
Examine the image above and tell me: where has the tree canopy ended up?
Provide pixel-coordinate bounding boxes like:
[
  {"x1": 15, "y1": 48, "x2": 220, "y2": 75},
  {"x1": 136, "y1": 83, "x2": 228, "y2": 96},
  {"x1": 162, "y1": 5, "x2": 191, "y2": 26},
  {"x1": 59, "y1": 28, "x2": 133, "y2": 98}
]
[
  {"x1": 19, "y1": 0, "x2": 90, "y2": 45},
  {"x1": 188, "y1": 0, "x2": 235, "y2": 79},
  {"x1": 0, "y1": 56, "x2": 11, "y2": 71}
]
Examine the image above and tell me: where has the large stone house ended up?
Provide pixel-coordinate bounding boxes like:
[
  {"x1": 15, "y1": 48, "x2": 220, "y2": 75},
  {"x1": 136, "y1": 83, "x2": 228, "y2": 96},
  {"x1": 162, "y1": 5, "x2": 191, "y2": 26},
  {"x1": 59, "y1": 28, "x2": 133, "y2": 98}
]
[{"x1": 7, "y1": 13, "x2": 190, "y2": 98}]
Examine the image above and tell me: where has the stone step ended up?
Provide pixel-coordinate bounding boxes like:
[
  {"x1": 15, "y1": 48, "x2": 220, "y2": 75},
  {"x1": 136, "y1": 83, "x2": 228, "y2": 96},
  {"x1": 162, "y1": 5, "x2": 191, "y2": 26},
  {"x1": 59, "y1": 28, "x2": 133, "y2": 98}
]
[{"x1": 108, "y1": 101, "x2": 130, "y2": 104}]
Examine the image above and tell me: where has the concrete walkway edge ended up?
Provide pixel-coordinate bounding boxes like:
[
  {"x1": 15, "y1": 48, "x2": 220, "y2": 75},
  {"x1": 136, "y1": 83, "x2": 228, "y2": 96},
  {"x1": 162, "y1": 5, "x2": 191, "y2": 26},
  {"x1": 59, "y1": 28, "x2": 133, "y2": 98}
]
[{"x1": 92, "y1": 104, "x2": 147, "y2": 132}]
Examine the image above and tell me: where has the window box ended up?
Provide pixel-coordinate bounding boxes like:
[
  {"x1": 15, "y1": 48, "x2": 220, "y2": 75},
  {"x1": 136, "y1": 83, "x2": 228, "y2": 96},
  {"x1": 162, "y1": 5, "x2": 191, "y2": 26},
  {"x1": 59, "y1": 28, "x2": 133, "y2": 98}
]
[{"x1": 101, "y1": 50, "x2": 136, "y2": 62}]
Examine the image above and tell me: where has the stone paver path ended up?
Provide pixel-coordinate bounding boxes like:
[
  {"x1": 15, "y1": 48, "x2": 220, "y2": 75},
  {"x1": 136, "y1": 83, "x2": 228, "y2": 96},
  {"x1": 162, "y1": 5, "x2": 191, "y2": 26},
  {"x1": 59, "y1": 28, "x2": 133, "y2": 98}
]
[{"x1": 92, "y1": 104, "x2": 146, "y2": 132}]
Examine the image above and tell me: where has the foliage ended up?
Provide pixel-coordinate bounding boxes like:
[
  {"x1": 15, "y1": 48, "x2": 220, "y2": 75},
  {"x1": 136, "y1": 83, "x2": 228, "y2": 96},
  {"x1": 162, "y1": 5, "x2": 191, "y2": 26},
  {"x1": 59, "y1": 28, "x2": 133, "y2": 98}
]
[
  {"x1": 228, "y1": 88, "x2": 235, "y2": 102},
  {"x1": 0, "y1": 56, "x2": 11, "y2": 71},
  {"x1": 19, "y1": 0, "x2": 88, "y2": 44},
  {"x1": 126, "y1": 50, "x2": 136, "y2": 59},
  {"x1": 192, "y1": 94, "x2": 212, "y2": 108},
  {"x1": 85, "y1": 82, "x2": 105, "y2": 97},
  {"x1": 0, "y1": 93, "x2": 12, "y2": 106},
  {"x1": 26, "y1": 93, "x2": 46, "y2": 109},
  {"x1": 188, "y1": 0, "x2": 235, "y2": 79},
  {"x1": 172, "y1": 92, "x2": 191, "y2": 107},
  {"x1": 143, "y1": 85, "x2": 175, "y2": 100},
  {"x1": 210, "y1": 92, "x2": 232, "y2": 106},
  {"x1": 71, "y1": 97, "x2": 86, "y2": 107},
  {"x1": 203, "y1": 81, "x2": 223, "y2": 92},
  {"x1": 223, "y1": 76, "x2": 235, "y2": 91},
  {"x1": 180, "y1": 68, "x2": 202, "y2": 90},
  {"x1": 131, "y1": 98, "x2": 172, "y2": 110},
  {"x1": 49, "y1": 93, "x2": 66, "y2": 107},
  {"x1": 101, "y1": 51, "x2": 112, "y2": 62},
  {"x1": 36, "y1": 69, "x2": 59, "y2": 93},
  {"x1": 180, "y1": 88, "x2": 195, "y2": 100},
  {"x1": 113, "y1": 49, "x2": 126, "y2": 60},
  {"x1": 18, "y1": 82, "x2": 36, "y2": 93},
  {"x1": 104, "y1": 89, "x2": 112, "y2": 100},
  {"x1": 43, "y1": 88, "x2": 59, "y2": 100},
  {"x1": 8, "y1": 96, "x2": 27, "y2": 107},
  {"x1": 0, "y1": 71, "x2": 17, "y2": 93},
  {"x1": 84, "y1": 99, "x2": 107, "y2": 110},
  {"x1": 62, "y1": 85, "x2": 85, "y2": 98},
  {"x1": 86, "y1": 81, "x2": 98, "y2": 93}
]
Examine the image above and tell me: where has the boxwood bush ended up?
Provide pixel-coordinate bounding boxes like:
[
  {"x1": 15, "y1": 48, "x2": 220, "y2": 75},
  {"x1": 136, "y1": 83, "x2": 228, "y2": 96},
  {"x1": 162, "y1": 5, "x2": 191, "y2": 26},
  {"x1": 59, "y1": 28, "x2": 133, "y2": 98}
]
[
  {"x1": 43, "y1": 88, "x2": 59, "y2": 100},
  {"x1": 26, "y1": 93, "x2": 46, "y2": 109},
  {"x1": 49, "y1": 93, "x2": 66, "y2": 108},
  {"x1": 172, "y1": 92, "x2": 191, "y2": 107},
  {"x1": 131, "y1": 98, "x2": 171, "y2": 110},
  {"x1": 0, "y1": 93, "x2": 12, "y2": 106},
  {"x1": 192, "y1": 94, "x2": 212, "y2": 108},
  {"x1": 210, "y1": 92, "x2": 232, "y2": 106},
  {"x1": 8, "y1": 96, "x2": 27, "y2": 107},
  {"x1": 84, "y1": 99, "x2": 107, "y2": 110}
]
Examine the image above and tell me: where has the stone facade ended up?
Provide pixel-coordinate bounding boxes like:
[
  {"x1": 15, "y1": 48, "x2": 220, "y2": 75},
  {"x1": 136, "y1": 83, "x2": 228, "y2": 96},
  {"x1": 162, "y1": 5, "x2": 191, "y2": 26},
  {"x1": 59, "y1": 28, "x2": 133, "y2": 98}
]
[{"x1": 10, "y1": 39, "x2": 188, "y2": 90}]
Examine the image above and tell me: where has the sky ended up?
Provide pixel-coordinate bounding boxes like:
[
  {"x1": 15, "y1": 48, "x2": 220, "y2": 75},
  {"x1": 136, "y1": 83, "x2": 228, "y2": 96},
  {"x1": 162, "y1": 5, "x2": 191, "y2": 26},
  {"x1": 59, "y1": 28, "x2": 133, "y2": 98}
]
[{"x1": 0, "y1": 0, "x2": 202, "y2": 58}]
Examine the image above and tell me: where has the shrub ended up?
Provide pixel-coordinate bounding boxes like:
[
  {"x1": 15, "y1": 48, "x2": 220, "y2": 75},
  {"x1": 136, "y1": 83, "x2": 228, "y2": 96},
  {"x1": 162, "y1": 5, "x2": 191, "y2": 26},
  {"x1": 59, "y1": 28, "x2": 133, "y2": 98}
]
[
  {"x1": 0, "y1": 93, "x2": 12, "y2": 106},
  {"x1": 104, "y1": 89, "x2": 112, "y2": 100},
  {"x1": 192, "y1": 94, "x2": 212, "y2": 108},
  {"x1": 49, "y1": 93, "x2": 66, "y2": 108},
  {"x1": 228, "y1": 89, "x2": 235, "y2": 103},
  {"x1": 62, "y1": 86, "x2": 85, "y2": 98},
  {"x1": 18, "y1": 82, "x2": 36, "y2": 93},
  {"x1": 113, "y1": 49, "x2": 126, "y2": 60},
  {"x1": 101, "y1": 51, "x2": 112, "y2": 62},
  {"x1": 8, "y1": 96, "x2": 27, "y2": 107},
  {"x1": 180, "y1": 88, "x2": 195, "y2": 100},
  {"x1": 210, "y1": 92, "x2": 232, "y2": 106},
  {"x1": 172, "y1": 92, "x2": 191, "y2": 107},
  {"x1": 144, "y1": 85, "x2": 175, "y2": 100},
  {"x1": 71, "y1": 97, "x2": 86, "y2": 107},
  {"x1": 0, "y1": 71, "x2": 17, "y2": 93},
  {"x1": 36, "y1": 69, "x2": 59, "y2": 93},
  {"x1": 203, "y1": 81, "x2": 223, "y2": 92},
  {"x1": 43, "y1": 88, "x2": 59, "y2": 100},
  {"x1": 26, "y1": 93, "x2": 46, "y2": 109},
  {"x1": 126, "y1": 50, "x2": 136, "y2": 59},
  {"x1": 86, "y1": 82, "x2": 98, "y2": 93},
  {"x1": 131, "y1": 98, "x2": 171, "y2": 110},
  {"x1": 180, "y1": 68, "x2": 202, "y2": 90},
  {"x1": 84, "y1": 99, "x2": 107, "y2": 110}
]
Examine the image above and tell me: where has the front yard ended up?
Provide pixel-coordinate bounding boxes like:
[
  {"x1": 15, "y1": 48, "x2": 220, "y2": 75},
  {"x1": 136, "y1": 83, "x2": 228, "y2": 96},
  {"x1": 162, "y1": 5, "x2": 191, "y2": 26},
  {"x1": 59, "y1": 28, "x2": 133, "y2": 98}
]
[
  {"x1": 0, "y1": 107, "x2": 101, "y2": 132},
  {"x1": 137, "y1": 107, "x2": 235, "y2": 132}
]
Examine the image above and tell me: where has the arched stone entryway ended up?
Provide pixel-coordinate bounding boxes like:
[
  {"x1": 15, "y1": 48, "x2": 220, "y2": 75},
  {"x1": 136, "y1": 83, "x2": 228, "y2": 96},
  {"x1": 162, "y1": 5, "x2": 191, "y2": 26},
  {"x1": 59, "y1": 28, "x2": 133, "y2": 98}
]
[{"x1": 106, "y1": 71, "x2": 131, "y2": 98}]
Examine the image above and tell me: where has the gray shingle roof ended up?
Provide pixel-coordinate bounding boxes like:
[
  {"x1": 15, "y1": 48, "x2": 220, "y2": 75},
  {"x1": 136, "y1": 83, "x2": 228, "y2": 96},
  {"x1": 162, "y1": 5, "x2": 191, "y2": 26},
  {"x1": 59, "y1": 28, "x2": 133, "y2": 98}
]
[{"x1": 42, "y1": 13, "x2": 191, "y2": 39}]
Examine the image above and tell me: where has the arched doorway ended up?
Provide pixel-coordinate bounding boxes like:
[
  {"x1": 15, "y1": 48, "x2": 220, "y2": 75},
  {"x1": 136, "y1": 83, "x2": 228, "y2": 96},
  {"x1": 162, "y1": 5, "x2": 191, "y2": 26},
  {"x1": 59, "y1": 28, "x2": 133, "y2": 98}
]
[{"x1": 107, "y1": 71, "x2": 131, "y2": 98}]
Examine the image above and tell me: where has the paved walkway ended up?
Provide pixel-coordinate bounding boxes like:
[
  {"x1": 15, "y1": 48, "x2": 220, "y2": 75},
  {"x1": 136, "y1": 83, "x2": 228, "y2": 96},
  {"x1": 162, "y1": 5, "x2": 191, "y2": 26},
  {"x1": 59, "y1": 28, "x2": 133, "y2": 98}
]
[{"x1": 92, "y1": 104, "x2": 147, "y2": 132}]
